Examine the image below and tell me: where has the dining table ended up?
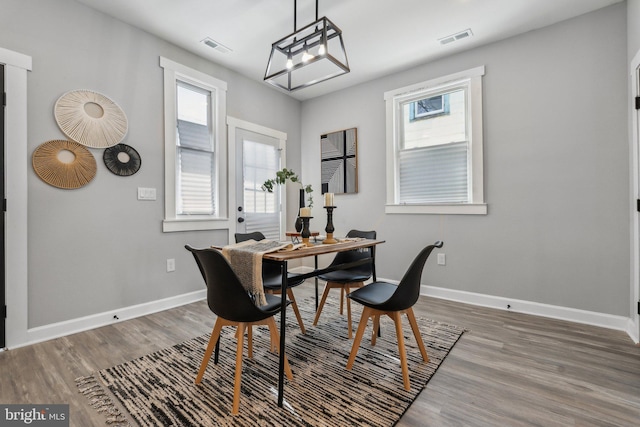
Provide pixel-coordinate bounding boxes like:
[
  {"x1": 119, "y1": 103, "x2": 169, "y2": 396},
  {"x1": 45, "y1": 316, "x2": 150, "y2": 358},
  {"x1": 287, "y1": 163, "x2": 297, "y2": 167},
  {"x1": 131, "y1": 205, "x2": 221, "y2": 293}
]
[{"x1": 261, "y1": 238, "x2": 385, "y2": 407}]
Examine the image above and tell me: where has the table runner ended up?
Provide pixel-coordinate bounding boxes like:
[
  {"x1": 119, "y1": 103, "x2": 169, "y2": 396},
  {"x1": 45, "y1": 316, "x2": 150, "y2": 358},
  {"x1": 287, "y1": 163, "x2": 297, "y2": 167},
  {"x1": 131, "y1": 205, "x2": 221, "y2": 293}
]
[{"x1": 221, "y1": 239, "x2": 296, "y2": 306}]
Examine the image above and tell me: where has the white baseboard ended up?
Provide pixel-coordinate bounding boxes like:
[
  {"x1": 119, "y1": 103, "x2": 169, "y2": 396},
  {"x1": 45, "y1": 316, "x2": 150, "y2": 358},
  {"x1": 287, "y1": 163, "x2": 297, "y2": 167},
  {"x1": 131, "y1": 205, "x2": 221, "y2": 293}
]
[
  {"x1": 12, "y1": 289, "x2": 207, "y2": 349},
  {"x1": 627, "y1": 318, "x2": 640, "y2": 344},
  {"x1": 422, "y1": 284, "x2": 634, "y2": 340}
]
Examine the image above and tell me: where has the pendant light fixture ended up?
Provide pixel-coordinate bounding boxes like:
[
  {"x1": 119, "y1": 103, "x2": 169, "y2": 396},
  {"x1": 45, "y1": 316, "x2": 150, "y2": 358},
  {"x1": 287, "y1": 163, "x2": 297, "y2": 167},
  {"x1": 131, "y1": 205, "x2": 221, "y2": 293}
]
[{"x1": 264, "y1": 0, "x2": 350, "y2": 92}]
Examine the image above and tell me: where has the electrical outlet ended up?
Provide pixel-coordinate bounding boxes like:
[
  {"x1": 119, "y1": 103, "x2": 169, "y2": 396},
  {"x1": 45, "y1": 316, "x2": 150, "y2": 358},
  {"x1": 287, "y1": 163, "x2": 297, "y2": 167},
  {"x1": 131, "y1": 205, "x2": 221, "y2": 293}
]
[
  {"x1": 437, "y1": 253, "x2": 446, "y2": 265},
  {"x1": 167, "y1": 258, "x2": 175, "y2": 272}
]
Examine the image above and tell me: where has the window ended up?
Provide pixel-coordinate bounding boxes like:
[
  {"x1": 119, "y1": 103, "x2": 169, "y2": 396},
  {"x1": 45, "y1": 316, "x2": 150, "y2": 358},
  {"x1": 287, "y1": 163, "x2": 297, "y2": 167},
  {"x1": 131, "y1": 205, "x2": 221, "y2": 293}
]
[
  {"x1": 409, "y1": 94, "x2": 449, "y2": 120},
  {"x1": 384, "y1": 66, "x2": 486, "y2": 215},
  {"x1": 160, "y1": 57, "x2": 228, "y2": 232}
]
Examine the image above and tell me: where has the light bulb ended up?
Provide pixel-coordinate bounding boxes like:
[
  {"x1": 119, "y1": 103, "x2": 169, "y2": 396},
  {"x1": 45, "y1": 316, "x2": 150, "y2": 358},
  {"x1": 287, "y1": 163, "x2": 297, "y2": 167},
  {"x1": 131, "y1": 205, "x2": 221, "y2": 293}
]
[
  {"x1": 286, "y1": 57, "x2": 293, "y2": 69},
  {"x1": 302, "y1": 51, "x2": 314, "y2": 62},
  {"x1": 318, "y1": 44, "x2": 326, "y2": 55}
]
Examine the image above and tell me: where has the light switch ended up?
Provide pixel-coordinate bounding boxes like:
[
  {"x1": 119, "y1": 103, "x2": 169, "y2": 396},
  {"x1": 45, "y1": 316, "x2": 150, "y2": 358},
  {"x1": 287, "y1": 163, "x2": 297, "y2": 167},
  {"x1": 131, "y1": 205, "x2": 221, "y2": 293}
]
[{"x1": 138, "y1": 187, "x2": 157, "y2": 200}]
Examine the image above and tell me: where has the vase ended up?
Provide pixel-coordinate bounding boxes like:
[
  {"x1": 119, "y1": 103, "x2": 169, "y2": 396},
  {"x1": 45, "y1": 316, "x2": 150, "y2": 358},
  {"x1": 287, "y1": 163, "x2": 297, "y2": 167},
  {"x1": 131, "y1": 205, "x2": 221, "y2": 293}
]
[{"x1": 295, "y1": 188, "x2": 305, "y2": 232}]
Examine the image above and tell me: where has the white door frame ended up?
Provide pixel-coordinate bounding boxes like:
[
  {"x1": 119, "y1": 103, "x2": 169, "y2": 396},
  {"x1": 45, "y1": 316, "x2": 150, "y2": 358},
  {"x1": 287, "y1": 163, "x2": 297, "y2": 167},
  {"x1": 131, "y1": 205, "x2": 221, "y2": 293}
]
[
  {"x1": 226, "y1": 117, "x2": 287, "y2": 243},
  {"x1": 1, "y1": 47, "x2": 31, "y2": 349},
  {"x1": 629, "y1": 49, "x2": 640, "y2": 345}
]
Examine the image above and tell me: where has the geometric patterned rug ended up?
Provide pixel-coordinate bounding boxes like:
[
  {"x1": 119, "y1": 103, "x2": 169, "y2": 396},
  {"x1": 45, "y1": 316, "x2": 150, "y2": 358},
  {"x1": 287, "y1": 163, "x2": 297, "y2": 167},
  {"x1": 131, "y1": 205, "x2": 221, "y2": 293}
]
[{"x1": 77, "y1": 297, "x2": 464, "y2": 427}]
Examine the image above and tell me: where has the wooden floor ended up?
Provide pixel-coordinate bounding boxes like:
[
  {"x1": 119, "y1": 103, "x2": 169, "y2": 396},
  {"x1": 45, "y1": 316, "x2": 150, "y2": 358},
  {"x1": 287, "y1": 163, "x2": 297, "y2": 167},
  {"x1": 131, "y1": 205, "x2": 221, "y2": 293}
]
[{"x1": 1, "y1": 282, "x2": 639, "y2": 426}]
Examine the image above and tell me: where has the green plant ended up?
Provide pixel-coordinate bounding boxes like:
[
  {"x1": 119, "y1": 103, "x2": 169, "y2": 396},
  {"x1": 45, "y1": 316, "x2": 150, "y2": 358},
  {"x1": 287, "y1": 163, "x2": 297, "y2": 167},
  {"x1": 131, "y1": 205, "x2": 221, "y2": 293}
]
[{"x1": 262, "y1": 168, "x2": 313, "y2": 208}]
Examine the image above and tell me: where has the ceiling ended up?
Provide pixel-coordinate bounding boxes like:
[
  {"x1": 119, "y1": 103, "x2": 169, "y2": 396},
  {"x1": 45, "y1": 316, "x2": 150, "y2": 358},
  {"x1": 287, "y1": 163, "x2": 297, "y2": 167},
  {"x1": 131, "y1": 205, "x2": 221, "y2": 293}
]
[{"x1": 73, "y1": 0, "x2": 622, "y2": 101}]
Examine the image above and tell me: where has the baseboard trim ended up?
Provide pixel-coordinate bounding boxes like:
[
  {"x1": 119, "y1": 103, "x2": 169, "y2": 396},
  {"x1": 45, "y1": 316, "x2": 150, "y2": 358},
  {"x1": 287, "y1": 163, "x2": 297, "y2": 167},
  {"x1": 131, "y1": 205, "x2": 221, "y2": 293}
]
[
  {"x1": 422, "y1": 284, "x2": 633, "y2": 338},
  {"x1": 626, "y1": 318, "x2": 640, "y2": 344},
  {"x1": 12, "y1": 289, "x2": 207, "y2": 349}
]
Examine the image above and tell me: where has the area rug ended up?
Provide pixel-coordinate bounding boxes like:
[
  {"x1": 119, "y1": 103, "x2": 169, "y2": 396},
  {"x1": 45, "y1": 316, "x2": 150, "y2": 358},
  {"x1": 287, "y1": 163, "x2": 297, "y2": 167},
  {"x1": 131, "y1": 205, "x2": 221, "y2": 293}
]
[{"x1": 77, "y1": 297, "x2": 464, "y2": 426}]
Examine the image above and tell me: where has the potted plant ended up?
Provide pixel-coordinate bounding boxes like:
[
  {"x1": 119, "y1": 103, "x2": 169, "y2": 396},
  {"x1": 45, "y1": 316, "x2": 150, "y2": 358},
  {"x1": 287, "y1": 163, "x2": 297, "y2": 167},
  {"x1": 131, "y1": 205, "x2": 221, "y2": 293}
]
[{"x1": 262, "y1": 168, "x2": 313, "y2": 231}]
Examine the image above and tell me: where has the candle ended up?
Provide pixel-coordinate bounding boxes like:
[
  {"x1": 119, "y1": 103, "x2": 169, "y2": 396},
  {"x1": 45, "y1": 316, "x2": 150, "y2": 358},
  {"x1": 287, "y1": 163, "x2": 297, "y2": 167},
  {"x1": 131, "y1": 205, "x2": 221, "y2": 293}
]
[
  {"x1": 300, "y1": 207, "x2": 311, "y2": 217},
  {"x1": 324, "y1": 192, "x2": 334, "y2": 207}
]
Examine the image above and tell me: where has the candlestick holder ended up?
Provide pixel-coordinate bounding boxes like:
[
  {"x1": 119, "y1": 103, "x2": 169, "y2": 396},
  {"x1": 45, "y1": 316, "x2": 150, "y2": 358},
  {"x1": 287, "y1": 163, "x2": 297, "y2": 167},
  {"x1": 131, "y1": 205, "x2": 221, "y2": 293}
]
[
  {"x1": 301, "y1": 216, "x2": 313, "y2": 247},
  {"x1": 323, "y1": 206, "x2": 338, "y2": 244}
]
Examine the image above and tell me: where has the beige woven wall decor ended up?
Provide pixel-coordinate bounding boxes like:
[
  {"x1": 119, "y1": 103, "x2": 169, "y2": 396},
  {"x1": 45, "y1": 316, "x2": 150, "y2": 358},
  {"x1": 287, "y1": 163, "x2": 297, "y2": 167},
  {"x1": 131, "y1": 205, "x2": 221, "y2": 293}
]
[
  {"x1": 32, "y1": 140, "x2": 97, "y2": 189},
  {"x1": 54, "y1": 89, "x2": 128, "y2": 148}
]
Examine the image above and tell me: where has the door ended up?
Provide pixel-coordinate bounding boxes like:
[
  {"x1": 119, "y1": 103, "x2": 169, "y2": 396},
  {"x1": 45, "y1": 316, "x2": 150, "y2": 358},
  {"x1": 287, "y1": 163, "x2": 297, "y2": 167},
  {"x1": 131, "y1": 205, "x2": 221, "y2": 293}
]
[
  {"x1": 635, "y1": 63, "x2": 640, "y2": 342},
  {"x1": 1, "y1": 63, "x2": 5, "y2": 348},
  {"x1": 235, "y1": 128, "x2": 283, "y2": 240}
]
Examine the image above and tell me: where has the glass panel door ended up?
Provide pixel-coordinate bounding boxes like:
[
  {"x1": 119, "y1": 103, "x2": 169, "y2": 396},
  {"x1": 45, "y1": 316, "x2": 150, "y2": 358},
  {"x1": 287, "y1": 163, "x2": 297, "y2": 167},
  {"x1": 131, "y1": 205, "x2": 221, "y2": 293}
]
[{"x1": 235, "y1": 128, "x2": 282, "y2": 240}]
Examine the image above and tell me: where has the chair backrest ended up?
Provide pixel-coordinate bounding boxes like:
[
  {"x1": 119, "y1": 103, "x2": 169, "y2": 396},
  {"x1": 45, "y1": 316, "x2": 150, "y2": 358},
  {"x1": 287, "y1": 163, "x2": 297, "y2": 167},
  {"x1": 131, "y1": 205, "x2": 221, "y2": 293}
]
[
  {"x1": 329, "y1": 229, "x2": 377, "y2": 279},
  {"x1": 234, "y1": 231, "x2": 266, "y2": 243},
  {"x1": 185, "y1": 245, "x2": 271, "y2": 322},
  {"x1": 382, "y1": 241, "x2": 443, "y2": 312}
]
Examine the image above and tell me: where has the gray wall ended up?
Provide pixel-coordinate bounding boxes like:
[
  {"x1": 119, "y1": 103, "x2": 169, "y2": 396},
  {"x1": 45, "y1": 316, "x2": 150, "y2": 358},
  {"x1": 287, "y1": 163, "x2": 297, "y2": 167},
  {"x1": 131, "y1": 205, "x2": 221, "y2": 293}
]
[
  {"x1": 628, "y1": 0, "x2": 640, "y2": 60},
  {"x1": 301, "y1": 3, "x2": 630, "y2": 316},
  {"x1": 0, "y1": 0, "x2": 301, "y2": 327}
]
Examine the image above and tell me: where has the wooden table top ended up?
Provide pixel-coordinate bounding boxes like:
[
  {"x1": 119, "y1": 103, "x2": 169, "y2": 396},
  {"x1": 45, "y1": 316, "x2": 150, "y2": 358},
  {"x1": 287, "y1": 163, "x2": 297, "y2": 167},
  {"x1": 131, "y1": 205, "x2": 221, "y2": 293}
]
[{"x1": 263, "y1": 239, "x2": 384, "y2": 261}]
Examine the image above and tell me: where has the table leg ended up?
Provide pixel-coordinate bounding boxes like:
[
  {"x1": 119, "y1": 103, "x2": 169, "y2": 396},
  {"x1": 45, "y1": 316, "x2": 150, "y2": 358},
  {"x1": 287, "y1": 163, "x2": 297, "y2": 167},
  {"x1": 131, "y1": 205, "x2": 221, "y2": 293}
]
[
  {"x1": 278, "y1": 260, "x2": 288, "y2": 407},
  {"x1": 314, "y1": 255, "x2": 319, "y2": 310}
]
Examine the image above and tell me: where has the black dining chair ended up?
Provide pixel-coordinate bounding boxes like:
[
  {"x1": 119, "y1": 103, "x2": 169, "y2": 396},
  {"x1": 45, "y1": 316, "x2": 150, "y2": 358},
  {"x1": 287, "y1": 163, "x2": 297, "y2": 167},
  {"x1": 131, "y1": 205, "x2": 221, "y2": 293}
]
[
  {"x1": 235, "y1": 231, "x2": 307, "y2": 334},
  {"x1": 313, "y1": 229, "x2": 376, "y2": 338},
  {"x1": 185, "y1": 245, "x2": 294, "y2": 415},
  {"x1": 346, "y1": 241, "x2": 443, "y2": 391}
]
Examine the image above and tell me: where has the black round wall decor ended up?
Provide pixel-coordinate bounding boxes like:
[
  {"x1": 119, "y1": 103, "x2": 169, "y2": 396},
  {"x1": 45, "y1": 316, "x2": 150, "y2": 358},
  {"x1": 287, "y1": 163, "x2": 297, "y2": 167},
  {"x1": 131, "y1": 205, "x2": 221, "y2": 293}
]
[{"x1": 103, "y1": 143, "x2": 141, "y2": 176}]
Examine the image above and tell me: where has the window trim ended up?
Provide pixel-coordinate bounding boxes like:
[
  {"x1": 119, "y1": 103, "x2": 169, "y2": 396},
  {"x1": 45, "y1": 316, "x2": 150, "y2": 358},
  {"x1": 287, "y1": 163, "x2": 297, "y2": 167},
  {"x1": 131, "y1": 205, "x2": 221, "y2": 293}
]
[
  {"x1": 384, "y1": 66, "x2": 487, "y2": 215},
  {"x1": 160, "y1": 57, "x2": 229, "y2": 232}
]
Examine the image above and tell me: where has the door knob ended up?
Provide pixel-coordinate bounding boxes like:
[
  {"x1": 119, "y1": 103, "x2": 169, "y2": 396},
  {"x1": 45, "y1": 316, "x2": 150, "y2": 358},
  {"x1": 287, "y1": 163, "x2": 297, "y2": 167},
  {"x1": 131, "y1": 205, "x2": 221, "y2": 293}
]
[{"x1": 237, "y1": 217, "x2": 245, "y2": 223}]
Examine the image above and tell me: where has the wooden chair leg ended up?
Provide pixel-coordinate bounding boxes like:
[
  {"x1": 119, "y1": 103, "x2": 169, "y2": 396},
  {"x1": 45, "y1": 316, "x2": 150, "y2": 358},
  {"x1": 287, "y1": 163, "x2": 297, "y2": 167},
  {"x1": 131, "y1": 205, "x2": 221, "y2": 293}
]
[
  {"x1": 287, "y1": 289, "x2": 306, "y2": 334},
  {"x1": 345, "y1": 282, "x2": 363, "y2": 339},
  {"x1": 267, "y1": 317, "x2": 294, "y2": 380},
  {"x1": 312, "y1": 282, "x2": 333, "y2": 326},
  {"x1": 339, "y1": 287, "x2": 345, "y2": 315},
  {"x1": 268, "y1": 320, "x2": 278, "y2": 353},
  {"x1": 406, "y1": 307, "x2": 429, "y2": 362},
  {"x1": 196, "y1": 319, "x2": 224, "y2": 384},
  {"x1": 247, "y1": 325, "x2": 253, "y2": 359},
  {"x1": 232, "y1": 323, "x2": 246, "y2": 415},
  {"x1": 346, "y1": 306, "x2": 373, "y2": 370},
  {"x1": 392, "y1": 311, "x2": 411, "y2": 391},
  {"x1": 371, "y1": 315, "x2": 380, "y2": 346}
]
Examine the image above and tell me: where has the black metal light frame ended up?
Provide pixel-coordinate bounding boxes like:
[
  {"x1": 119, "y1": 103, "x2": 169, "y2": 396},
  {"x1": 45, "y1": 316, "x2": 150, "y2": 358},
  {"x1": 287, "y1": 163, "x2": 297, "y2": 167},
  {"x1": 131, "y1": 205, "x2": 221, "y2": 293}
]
[{"x1": 264, "y1": 0, "x2": 349, "y2": 91}]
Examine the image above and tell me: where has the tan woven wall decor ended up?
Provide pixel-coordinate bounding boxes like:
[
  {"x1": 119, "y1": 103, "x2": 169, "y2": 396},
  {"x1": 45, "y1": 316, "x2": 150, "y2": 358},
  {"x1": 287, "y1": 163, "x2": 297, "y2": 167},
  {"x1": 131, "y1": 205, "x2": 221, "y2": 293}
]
[
  {"x1": 32, "y1": 140, "x2": 97, "y2": 189},
  {"x1": 54, "y1": 89, "x2": 128, "y2": 148}
]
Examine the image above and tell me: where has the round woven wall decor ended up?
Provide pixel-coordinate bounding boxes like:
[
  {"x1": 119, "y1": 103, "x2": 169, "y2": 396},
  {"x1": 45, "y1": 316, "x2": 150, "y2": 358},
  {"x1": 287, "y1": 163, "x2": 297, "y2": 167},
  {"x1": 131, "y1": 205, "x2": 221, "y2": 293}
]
[
  {"x1": 103, "y1": 143, "x2": 141, "y2": 176},
  {"x1": 54, "y1": 89, "x2": 128, "y2": 148},
  {"x1": 32, "y1": 139, "x2": 97, "y2": 189}
]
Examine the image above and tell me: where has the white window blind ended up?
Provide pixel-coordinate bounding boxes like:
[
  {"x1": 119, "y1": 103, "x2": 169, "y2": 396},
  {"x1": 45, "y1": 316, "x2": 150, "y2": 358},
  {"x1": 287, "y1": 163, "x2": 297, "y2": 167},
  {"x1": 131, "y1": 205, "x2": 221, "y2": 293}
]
[{"x1": 398, "y1": 141, "x2": 468, "y2": 203}]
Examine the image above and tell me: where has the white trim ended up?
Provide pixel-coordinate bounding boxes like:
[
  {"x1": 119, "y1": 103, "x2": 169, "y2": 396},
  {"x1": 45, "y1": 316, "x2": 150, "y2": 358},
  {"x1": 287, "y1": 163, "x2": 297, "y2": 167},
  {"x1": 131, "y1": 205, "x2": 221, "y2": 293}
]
[
  {"x1": 227, "y1": 116, "x2": 288, "y2": 243},
  {"x1": 162, "y1": 218, "x2": 230, "y2": 233},
  {"x1": 9, "y1": 290, "x2": 206, "y2": 350},
  {"x1": 1, "y1": 47, "x2": 31, "y2": 349},
  {"x1": 629, "y1": 48, "x2": 640, "y2": 345},
  {"x1": 384, "y1": 66, "x2": 485, "y2": 100},
  {"x1": 422, "y1": 284, "x2": 632, "y2": 337},
  {"x1": 160, "y1": 56, "x2": 229, "y2": 232},
  {"x1": 385, "y1": 203, "x2": 487, "y2": 215}
]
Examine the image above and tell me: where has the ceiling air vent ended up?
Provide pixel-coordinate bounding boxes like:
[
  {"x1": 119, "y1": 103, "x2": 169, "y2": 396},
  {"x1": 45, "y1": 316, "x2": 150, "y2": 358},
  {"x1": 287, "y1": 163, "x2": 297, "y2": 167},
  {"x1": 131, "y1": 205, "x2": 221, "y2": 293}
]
[
  {"x1": 438, "y1": 29, "x2": 473, "y2": 45},
  {"x1": 201, "y1": 37, "x2": 232, "y2": 54}
]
